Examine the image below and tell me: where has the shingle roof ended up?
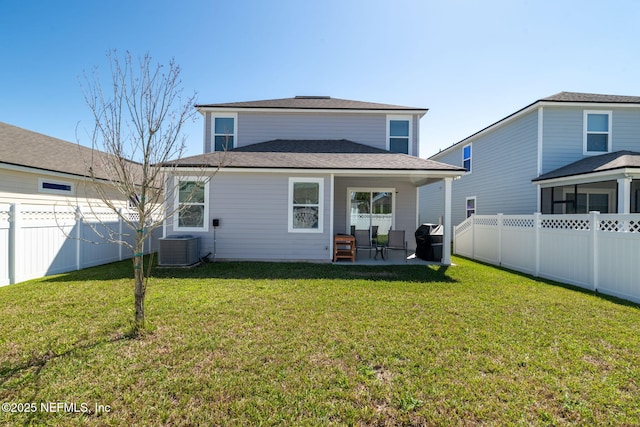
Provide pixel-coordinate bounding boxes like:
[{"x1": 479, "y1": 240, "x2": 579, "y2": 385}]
[
  {"x1": 540, "y1": 92, "x2": 640, "y2": 104},
  {"x1": 196, "y1": 96, "x2": 427, "y2": 113},
  {"x1": 162, "y1": 139, "x2": 464, "y2": 172},
  {"x1": 0, "y1": 121, "x2": 137, "y2": 182},
  {"x1": 533, "y1": 151, "x2": 640, "y2": 182}
]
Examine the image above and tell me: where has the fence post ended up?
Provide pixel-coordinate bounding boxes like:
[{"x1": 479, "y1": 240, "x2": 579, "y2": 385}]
[
  {"x1": 471, "y1": 215, "x2": 476, "y2": 259},
  {"x1": 497, "y1": 213, "x2": 503, "y2": 266},
  {"x1": 118, "y1": 208, "x2": 124, "y2": 261},
  {"x1": 8, "y1": 203, "x2": 18, "y2": 284},
  {"x1": 534, "y1": 212, "x2": 541, "y2": 277},
  {"x1": 590, "y1": 211, "x2": 599, "y2": 291},
  {"x1": 75, "y1": 206, "x2": 82, "y2": 271}
]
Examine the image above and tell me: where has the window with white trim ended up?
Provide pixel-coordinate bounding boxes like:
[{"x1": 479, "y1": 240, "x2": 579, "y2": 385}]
[
  {"x1": 463, "y1": 144, "x2": 472, "y2": 172},
  {"x1": 288, "y1": 177, "x2": 323, "y2": 233},
  {"x1": 465, "y1": 196, "x2": 476, "y2": 218},
  {"x1": 38, "y1": 178, "x2": 75, "y2": 195},
  {"x1": 213, "y1": 113, "x2": 237, "y2": 151},
  {"x1": 387, "y1": 115, "x2": 412, "y2": 155},
  {"x1": 174, "y1": 178, "x2": 209, "y2": 231},
  {"x1": 584, "y1": 110, "x2": 612, "y2": 154}
]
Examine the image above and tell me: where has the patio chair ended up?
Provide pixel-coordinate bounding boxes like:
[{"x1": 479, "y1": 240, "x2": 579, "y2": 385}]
[
  {"x1": 385, "y1": 230, "x2": 407, "y2": 261},
  {"x1": 354, "y1": 229, "x2": 374, "y2": 258}
]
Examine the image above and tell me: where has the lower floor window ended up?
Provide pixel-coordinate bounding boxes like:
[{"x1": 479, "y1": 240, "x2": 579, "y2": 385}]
[
  {"x1": 289, "y1": 178, "x2": 323, "y2": 232},
  {"x1": 541, "y1": 181, "x2": 617, "y2": 214},
  {"x1": 466, "y1": 197, "x2": 476, "y2": 218},
  {"x1": 175, "y1": 178, "x2": 209, "y2": 231}
]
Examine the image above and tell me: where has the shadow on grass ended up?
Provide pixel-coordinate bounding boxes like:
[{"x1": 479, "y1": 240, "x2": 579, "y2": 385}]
[
  {"x1": 0, "y1": 334, "x2": 133, "y2": 424},
  {"x1": 455, "y1": 255, "x2": 640, "y2": 309},
  {"x1": 39, "y1": 256, "x2": 457, "y2": 284}
]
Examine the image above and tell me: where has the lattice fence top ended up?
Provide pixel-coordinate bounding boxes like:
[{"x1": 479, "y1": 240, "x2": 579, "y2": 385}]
[
  {"x1": 474, "y1": 216, "x2": 498, "y2": 227},
  {"x1": 503, "y1": 217, "x2": 535, "y2": 228},
  {"x1": 598, "y1": 217, "x2": 640, "y2": 233},
  {"x1": 541, "y1": 217, "x2": 590, "y2": 230}
]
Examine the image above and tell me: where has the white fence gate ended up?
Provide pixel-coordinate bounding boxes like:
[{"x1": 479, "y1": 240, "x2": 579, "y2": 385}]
[
  {"x1": 454, "y1": 212, "x2": 640, "y2": 304},
  {"x1": 0, "y1": 203, "x2": 161, "y2": 286}
]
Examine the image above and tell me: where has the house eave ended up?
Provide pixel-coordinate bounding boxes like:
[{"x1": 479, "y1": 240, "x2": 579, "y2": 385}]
[
  {"x1": 196, "y1": 106, "x2": 428, "y2": 118},
  {"x1": 533, "y1": 167, "x2": 640, "y2": 186},
  {"x1": 162, "y1": 165, "x2": 463, "y2": 182}
]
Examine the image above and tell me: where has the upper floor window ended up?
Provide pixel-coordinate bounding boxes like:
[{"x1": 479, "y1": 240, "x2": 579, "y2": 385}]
[
  {"x1": 463, "y1": 144, "x2": 472, "y2": 172},
  {"x1": 213, "y1": 113, "x2": 237, "y2": 151},
  {"x1": 387, "y1": 115, "x2": 412, "y2": 155},
  {"x1": 584, "y1": 111, "x2": 612, "y2": 154}
]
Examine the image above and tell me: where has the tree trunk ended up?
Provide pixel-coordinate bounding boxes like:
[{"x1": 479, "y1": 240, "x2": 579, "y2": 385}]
[{"x1": 133, "y1": 233, "x2": 145, "y2": 334}]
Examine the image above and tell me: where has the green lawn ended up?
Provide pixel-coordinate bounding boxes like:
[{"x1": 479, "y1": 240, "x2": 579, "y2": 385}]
[{"x1": 1, "y1": 257, "x2": 639, "y2": 426}]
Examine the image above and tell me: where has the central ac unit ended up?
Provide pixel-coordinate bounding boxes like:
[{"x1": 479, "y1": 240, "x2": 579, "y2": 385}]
[{"x1": 158, "y1": 235, "x2": 201, "y2": 266}]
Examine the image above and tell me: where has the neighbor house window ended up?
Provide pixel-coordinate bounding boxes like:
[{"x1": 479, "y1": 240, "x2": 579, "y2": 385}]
[
  {"x1": 213, "y1": 113, "x2": 237, "y2": 151},
  {"x1": 38, "y1": 178, "x2": 74, "y2": 195},
  {"x1": 584, "y1": 111, "x2": 612, "y2": 154},
  {"x1": 174, "y1": 178, "x2": 209, "y2": 231},
  {"x1": 466, "y1": 196, "x2": 476, "y2": 218},
  {"x1": 463, "y1": 144, "x2": 472, "y2": 172},
  {"x1": 288, "y1": 177, "x2": 323, "y2": 233},
  {"x1": 387, "y1": 115, "x2": 412, "y2": 155}
]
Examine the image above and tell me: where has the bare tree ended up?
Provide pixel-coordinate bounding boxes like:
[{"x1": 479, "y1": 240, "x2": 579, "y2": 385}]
[{"x1": 81, "y1": 50, "x2": 204, "y2": 335}]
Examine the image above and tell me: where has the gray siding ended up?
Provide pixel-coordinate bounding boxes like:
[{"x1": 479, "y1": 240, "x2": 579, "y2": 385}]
[
  {"x1": 166, "y1": 172, "x2": 332, "y2": 261},
  {"x1": 542, "y1": 106, "x2": 640, "y2": 174},
  {"x1": 203, "y1": 112, "x2": 422, "y2": 156},
  {"x1": 422, "y1": 110, "x2": 539, "y2": 226}
]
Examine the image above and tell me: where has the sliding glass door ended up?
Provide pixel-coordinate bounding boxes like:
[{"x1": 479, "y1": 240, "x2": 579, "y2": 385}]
[{"x1": 348, "y1": 188, "x2": 394, "y2": 242}]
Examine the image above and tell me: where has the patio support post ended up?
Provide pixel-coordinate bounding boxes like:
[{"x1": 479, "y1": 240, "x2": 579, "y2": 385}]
[
  {"x1": 617, "y1": 177, "x2": 631, "y2": 214},
  {"x1": 442, "y1": 177, "x2": 453, "y2": 265}
]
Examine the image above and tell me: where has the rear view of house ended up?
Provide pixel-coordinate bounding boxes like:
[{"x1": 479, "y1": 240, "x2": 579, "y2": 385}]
[{"x1": 161, "y1": 96, "x2": 464, "y2": 264}]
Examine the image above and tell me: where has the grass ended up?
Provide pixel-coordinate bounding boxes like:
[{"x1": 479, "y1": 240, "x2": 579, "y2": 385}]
[{"x1": 1, "y1": 257, "x2": 640, "y2": 426}]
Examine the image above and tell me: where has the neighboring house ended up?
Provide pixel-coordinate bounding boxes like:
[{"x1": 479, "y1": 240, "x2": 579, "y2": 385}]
[
  {"x1": 0, "y1": 121, "x2": 133, "y2": 207},
  {"x1": 420, "y1": 92, "x2": 640, "y2": 226},
  {"x1": 160, "y1": 96, "x2": 465, "y2": 264}
]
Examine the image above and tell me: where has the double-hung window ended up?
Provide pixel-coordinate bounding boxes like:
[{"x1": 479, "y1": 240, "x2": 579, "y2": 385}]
[
  {"x1": 174, "y1": 178, "x2": 209, "y2": 232},
  {"x1": 387, "y1": 115, "x2": 412, "y2": 155},
  {"x1": 584, "y1": 111, "x2": 612, "y2": 154},
  {"x1": 213, "y1": 113, "x2": 237, "y2": 151},
  {"x1": 465, "y1": 196, "x2": 476, "y2": 218},
  {"x1": 463, "y1": 144, "x2": 472, "y2": 172},
  {"x1": 288, "y1": 177, "x2": 323, "y2": 233}
]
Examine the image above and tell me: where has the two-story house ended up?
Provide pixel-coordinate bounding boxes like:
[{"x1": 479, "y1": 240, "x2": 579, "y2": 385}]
[
  {"x1": 420, "y1": 92, "x2": 640, "y2": 227},
  {"x1": 160, "y1": 96, "x2": 465, "y2": 264}
]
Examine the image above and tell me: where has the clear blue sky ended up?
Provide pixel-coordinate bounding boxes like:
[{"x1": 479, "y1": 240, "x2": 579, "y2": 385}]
[{"x1": 2, "y1": 0, "x2": 639, "y2": 158}]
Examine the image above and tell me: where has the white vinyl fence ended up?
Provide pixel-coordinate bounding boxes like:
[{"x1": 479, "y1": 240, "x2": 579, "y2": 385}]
[
  {"x1": 454, "y1": 212, "x2": 640, "y2": 304},
  {"x1": 0, "y1": 203, "x2": 161, "y2": 286}
]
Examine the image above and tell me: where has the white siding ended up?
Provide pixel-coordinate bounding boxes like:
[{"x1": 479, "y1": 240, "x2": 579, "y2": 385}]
[{"x1": 0, "y1": 168, "x2": 129, "y2": 206}]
